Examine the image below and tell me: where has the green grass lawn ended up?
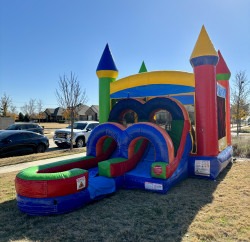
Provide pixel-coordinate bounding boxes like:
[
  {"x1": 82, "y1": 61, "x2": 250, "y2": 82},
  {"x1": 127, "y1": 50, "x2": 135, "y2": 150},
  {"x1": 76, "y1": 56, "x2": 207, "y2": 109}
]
[{"x1": 0, "y1": 160, "x2": 249, "y2": 241}]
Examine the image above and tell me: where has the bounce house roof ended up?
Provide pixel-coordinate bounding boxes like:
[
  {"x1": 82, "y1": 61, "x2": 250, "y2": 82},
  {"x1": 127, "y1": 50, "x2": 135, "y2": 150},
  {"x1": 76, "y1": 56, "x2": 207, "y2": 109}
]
[
  {"x1": 96, "y1": 44, "x2": 118, "y2": 72},
  {"x1": 110, "y1": 70, "x2": 195, "y2": 104}
]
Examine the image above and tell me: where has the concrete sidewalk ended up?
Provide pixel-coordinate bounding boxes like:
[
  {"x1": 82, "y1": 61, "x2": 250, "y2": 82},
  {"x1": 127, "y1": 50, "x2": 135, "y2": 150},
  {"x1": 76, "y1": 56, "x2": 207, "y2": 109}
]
[{"x1": 0, "y1": 152, "x2": 86, "y2": 174}]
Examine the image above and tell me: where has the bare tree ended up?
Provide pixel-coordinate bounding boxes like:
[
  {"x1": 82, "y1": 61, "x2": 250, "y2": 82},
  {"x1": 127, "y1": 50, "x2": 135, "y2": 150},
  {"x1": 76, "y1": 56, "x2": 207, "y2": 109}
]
[
  {"x1": 0, "y1": 93, "x2": 12, "y2": 116},
  {"x1": 21, "y1": 99, "x2": 37, "y2": 120},
  {"x1": 37, "y1": 99, "x2": 43, "y2": 123},
  {"x1": 10, "y1": 105, "x2": 17, "y2": 114},
  {"x1": 56, "y1": 72, "x2": 88, "y2": 150},
  {"x1": 231, "y1": 71, "x2": 250, "y2": 135},
  {"x1": 9, "y1": 105, "x2": 17, "y2": 120},
  {"x1": 21, "y1": 104, "x2": 28, "y2": 116}
]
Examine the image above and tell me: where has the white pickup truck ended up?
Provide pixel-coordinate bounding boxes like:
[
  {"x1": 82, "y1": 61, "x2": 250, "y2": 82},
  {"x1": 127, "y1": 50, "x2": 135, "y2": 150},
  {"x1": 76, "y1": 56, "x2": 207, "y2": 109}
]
[{"x1": 53, "y1": 121, "x2": 99, "y2": 148}]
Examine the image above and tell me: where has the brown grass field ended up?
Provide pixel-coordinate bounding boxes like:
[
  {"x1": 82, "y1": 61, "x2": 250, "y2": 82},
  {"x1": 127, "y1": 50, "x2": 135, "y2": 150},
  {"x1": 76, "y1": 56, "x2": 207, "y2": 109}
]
[
  {"x1": 40, "y1": 122, "x2": 69, "y2": 129},
  {"x1": 0, "y1": 160, "x2": 249, "y2": 241},
  {"x1": 0, "y1": 123, "x2": 249, "y2": 241},
  {"x1": 41, "y1": 122, "x2": 68, "y2": 139}
]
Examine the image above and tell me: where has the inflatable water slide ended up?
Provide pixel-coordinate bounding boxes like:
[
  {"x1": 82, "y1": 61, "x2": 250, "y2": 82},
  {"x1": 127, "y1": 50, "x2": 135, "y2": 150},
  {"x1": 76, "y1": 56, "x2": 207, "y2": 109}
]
[
  {"x1": 15, "y1": 26, "x2": 233, "y2": 215},
  {"x1": 15, "y1": 97, "x2": 192, "y2": 215}
]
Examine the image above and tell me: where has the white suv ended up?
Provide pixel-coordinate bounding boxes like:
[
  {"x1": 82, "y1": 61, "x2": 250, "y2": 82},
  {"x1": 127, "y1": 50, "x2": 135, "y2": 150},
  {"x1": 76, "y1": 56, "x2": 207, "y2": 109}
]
[{"x1": 53, "y1": 121, "x2": 99, "y2": 148}]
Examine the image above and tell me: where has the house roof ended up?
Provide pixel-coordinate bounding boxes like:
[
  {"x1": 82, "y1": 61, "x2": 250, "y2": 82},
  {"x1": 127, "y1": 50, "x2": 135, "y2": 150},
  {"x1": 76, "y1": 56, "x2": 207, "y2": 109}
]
[
  {"x1": 77, "y1": 104, "x2": 90, "y2": 115},
  {"x1": 91, "y1": 105, "x2": 99, "y2": 113},
  {"x1": 44, "y1": 107, "x2": 64, "y2": 117},
  {"x1": 44, "y1": 105, "x2": 98, "y2": 117},
  {"x1": 54, "y1": 107, "x2": 64, "y2": 116},
  {"x1": 45, "y1": 108, "x2": 55, "y2": 115}
]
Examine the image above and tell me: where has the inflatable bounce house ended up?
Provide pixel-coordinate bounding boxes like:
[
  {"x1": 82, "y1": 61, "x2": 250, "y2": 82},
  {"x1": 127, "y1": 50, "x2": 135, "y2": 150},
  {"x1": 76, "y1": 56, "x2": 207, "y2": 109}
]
[{"x1": 15, "y1": 26, "x2": 233, "y2": 215}]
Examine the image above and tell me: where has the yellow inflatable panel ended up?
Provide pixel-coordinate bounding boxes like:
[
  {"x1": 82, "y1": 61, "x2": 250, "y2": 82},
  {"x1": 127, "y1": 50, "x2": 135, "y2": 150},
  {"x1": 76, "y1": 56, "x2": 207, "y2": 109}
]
[
  {"x1": 219, "y1": 137, "x2": 227, "y2": 151},
  {"x1": 96, "y1": 70, "x2": 118, "y2": 79},
  {"x1": 110, "y1": 71, "x2": 194, "y2": 94}
]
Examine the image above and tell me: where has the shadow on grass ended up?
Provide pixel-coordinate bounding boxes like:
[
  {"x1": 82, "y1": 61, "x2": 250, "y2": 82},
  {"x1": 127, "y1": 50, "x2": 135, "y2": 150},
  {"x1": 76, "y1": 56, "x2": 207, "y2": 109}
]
[{"x1": 0, "y1": 163, "x2": 232, "y2": 242}]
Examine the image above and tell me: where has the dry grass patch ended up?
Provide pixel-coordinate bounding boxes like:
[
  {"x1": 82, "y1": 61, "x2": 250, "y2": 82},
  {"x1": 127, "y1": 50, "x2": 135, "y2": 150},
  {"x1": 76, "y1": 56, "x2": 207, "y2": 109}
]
[
  {"x1": 0, "y1": 160, "x2": 249, "y2": 241},
  {"x1": 39, "y1": 122, "x2": 69, "y2": 129},
  {"x1": 40, "y1": 122, "x2": 69, "y2": 138},
  {"x1": 184, "y1": 159, "x2": 250, "y2": 242},
  {"x1": 232, "y1": 135, "x2": 250, "y2": 158}
]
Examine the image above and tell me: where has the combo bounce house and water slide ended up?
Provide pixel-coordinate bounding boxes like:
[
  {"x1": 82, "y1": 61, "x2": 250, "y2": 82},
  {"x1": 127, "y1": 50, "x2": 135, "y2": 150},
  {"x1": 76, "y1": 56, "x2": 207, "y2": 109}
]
[{"x1": 15, "y1": 26, "x2": 233, "y2": 215}]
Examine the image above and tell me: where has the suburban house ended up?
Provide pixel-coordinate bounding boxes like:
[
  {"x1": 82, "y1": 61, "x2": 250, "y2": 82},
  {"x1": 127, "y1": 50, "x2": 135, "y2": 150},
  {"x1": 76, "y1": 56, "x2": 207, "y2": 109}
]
[
  {"x1": 86, "y1": 105, "x2": 99, "y2": 121},
  {"x1": 43, "y1": 105, "x2": 99, "y2": 122},
  {"x1": 76, "y1": 104, "x2": 89, "y2": 121},
  {"x1": 44, "y1": 107, "x2": 65, "y2": 122}
]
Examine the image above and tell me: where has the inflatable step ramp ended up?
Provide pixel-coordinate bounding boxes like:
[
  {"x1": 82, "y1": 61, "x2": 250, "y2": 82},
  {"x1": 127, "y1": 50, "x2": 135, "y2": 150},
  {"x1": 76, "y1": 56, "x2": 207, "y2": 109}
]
[
  {"x1": 84, "y1": 138, "x2": 149, "y2": 203},
  {"x1": 98, "y1": 138, "x2": 149, "y2": 177},
  {"x1": 87, "y1": 175, "x2": 123, "y2": 201}
]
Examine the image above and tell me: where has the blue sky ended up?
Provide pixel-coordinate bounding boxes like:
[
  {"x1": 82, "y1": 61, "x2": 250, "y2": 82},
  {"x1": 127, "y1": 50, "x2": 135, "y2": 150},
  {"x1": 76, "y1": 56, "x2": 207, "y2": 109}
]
[{"x1": 1, "y1": 0, "x2": 250, "y2": 112}]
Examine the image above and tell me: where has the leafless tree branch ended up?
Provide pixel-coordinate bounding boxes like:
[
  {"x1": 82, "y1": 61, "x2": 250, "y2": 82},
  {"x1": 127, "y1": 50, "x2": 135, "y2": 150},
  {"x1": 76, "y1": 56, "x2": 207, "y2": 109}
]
[
  {"x1": 230, "y1": 70, "x2": 250, "y2": 135},
  {"x1": 0, "y1": 93, "x2": 12, "y2": 116},
  {"x1": 55, "y1": 72, "x2": 88, "y2": 150}
]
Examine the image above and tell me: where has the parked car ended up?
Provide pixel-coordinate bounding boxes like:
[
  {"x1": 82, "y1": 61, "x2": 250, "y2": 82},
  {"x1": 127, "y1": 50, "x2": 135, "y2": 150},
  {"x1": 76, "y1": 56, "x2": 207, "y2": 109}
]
[
  {"x1": 0, "y1": 130, "x2": 49, "y2": 158},
  {"x1": 6, "y1": 123, "x2": 44, "y2": 135},
  {"x1": 53, "y1": 121, "x2": 99, "y2": 148}
]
